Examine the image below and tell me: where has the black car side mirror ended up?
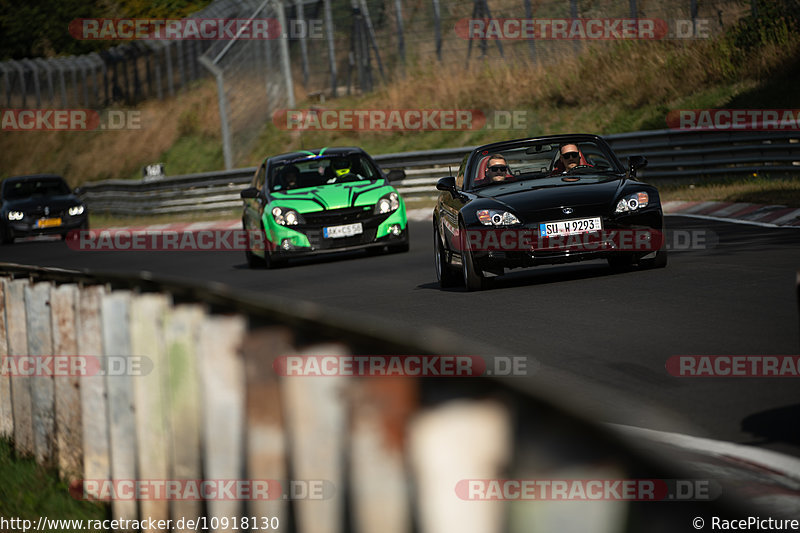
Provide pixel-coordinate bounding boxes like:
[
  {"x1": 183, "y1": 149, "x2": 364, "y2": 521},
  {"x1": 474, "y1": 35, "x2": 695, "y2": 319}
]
[
  {"x1": 627, "y1": 155, "x2": 648, "y2": 177},
  {"x1": 386, "y1": 169, "x2": 406, "y2": 182},
  {"x1": 240, "y1": 187, "x2": 261, "y2": 199},
  {"x1": 436, "y1": 176, "x2": 458, "y2": 194}
]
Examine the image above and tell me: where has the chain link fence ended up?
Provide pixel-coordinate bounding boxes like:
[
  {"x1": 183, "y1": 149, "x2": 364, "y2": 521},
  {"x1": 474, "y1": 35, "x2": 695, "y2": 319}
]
[
  {"x1": 1, "y1": 0, "x2": 763, "y2": 169},
  {"x1": 200, "y1": 0, "x2": 296, "y2": 169}
]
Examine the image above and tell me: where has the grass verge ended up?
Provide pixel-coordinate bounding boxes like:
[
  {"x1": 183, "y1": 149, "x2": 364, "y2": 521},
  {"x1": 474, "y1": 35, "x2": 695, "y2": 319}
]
[{"x1": 0, "y1": 439, "x2": 106, "y2": 529}]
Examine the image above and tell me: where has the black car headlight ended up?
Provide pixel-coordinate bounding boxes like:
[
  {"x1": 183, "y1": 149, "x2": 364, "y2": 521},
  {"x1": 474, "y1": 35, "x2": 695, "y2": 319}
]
[
  {"x1": 615, "y1": 192, "x2": 649, "y2": 213},
  {"x1": 7, "y1": 211, "x2": 24, "y2": 221},
  {"x1": 477, "y1": 209, "x2": 520, "y2": 226},
  {"x1": 272, "y1": 206, "x2": 303, "y2": 226},
  {"x1": 374, "y1": 192, "x2": 400, "y2": 214},
  {"x1": 68, "y1": 205, "x2": 85, "y2": 216}
]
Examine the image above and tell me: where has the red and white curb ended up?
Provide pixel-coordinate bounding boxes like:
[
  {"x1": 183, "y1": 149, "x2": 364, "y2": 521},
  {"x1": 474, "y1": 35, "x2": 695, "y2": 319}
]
[{"x1": 664, "y1": 201, "x2": 800, "y2": 228}]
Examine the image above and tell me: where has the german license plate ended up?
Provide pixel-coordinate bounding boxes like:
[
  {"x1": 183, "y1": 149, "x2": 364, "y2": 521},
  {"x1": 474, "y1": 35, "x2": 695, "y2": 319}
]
[
  {"x1": 539, "y1": 217, "x2": 602, "y2": 237},
  {"x1": 36, "y1": 218, "x2": 62, "y2": 228},
  {"x1": 323, "y1": 222, "x2": 363, "y2": 238}
]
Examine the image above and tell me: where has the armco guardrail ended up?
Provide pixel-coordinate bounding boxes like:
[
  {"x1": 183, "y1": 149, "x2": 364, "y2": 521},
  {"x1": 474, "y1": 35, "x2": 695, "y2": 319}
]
[
  {"x1": 75, "y1": 129, "x2": 800, "y2": 216},
  {"x1": 0, "y1": 263, "x2": 773, "y2": 531}
]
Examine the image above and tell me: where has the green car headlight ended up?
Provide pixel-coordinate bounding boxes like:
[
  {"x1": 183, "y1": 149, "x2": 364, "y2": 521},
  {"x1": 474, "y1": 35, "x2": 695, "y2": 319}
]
[
  {"x1": 272, "y1": 206, "x2": 303, "y2": 226},
  {"x1": 375, "y1": 192, "x2": 399, "y2": 214}
]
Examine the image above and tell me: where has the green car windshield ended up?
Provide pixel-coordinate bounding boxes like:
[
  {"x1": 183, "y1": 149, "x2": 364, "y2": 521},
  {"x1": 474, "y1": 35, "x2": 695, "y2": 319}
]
[{"x1": 269, "y1": 154, "x2": 382, "y2": 192}]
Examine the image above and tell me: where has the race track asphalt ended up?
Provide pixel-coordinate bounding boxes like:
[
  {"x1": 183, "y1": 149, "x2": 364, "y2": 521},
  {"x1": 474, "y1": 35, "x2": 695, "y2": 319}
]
[{"x1": 3, "y1": 215, "x2": 799, "y2": 458}]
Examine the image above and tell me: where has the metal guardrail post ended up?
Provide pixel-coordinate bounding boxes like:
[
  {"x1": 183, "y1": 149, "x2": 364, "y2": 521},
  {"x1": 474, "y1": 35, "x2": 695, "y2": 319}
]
[
  {"x1": 324, "y1": 0, "x2": 338, "y2": 96},
  {"x1": 199, "y1": 56, "x2": 234, "y2": 170},
  {"x1": 274, "y1": 0, "x2": 296, "y2": 108}
]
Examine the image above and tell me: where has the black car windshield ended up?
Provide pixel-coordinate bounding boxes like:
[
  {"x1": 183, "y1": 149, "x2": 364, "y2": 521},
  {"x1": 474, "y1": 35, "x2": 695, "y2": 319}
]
[
  {"x1": 269, "y1": 154, "x2": 381, "y2": 192},
  {"x1": 2, "y1": 178, "x2": 71, "y2": 200},
  {"x1": 468, "y1": 139, "x2": 623, "y2": 191}
]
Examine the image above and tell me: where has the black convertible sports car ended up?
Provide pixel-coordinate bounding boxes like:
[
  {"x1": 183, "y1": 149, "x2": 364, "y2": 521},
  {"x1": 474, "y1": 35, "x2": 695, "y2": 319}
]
[
  {"x1": 433, "y1": 134, "x2": 666, "y2": 290},
  {"x1": 0, "y1": 174, "x2": 88, "y2": 244}
]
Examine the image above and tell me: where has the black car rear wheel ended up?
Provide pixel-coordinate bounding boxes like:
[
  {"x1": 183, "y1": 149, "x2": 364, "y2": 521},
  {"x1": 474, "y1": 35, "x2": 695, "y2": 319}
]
[
  {"x1": 460, "y1": 221, "x2": 487, "y2": 291},
  {"x1": 434, "y1": 224, "x2": 460, "y2": 288}
]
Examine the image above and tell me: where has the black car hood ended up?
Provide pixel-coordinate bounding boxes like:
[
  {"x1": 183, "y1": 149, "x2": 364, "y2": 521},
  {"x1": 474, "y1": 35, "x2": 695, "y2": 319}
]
[
  {"x1": 475, "y1": 176, "x2": 625, "y2": 213},
  {"x1": 2, "y1": 194, "x2": 79, "y2": 211}
]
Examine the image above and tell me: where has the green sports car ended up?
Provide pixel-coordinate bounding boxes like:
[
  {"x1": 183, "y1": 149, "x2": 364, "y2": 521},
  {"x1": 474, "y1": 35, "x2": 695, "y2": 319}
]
[{"x1": 240, "y1": 147, "x2": 409, "y2": 268}]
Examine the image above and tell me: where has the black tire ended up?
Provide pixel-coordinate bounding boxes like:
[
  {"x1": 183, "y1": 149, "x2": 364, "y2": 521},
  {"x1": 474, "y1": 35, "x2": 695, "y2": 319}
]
[
  {"x1": 244, "y1": 220, "x2": 265, "y2": 268},
  {"x1": 264, "y1": 250, "x2": 287, "y2": 269},
  {"x1": 459, "y1": 221, "x2": 487, "y2": 291},
  {"x1": 607, "y1": 253, "x2": 635, "y2": 271},
  {"x1": 639, "y1": 249, "x2": 668, "y2": 269},
  {"x1": 388, "y1": 240, "x2": 409, "y2": 254},
  {"x1": 434, "y1": 224, "x2": 460, "y2": 288},
  {"x1": 0, "y1": 226, "x2": 13, "y2": 245}
]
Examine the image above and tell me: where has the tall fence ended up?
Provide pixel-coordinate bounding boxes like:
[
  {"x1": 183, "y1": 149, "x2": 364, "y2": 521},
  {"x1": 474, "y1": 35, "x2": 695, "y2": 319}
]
[
  {"x1": 0, "y1": 264, "x2": 785, "y2": 532},
  {"x1": 0, "y1": 0, "x2": 257, "y2": 109},
  {"x1": 200, "y1": 0, "x2": 296, "y2": 170},
  {"x1": 1, "y1": 0, "x2": 766, "y2": 168}
]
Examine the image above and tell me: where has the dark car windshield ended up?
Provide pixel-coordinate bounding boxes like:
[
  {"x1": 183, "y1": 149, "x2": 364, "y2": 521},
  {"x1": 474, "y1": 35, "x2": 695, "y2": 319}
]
[
  {"x1": 468, "y1": 139, "x2": 623, "y2": 192},
  {"x1": 2, "y1": 177, "x2": 71, "y2": 200},
  {"x1": 269, "y1": 154, "x2": 382, "y2": 192}
]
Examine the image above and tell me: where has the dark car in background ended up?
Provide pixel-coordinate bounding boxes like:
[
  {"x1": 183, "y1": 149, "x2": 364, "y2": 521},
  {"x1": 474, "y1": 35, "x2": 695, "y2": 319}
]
[
  {"x1": 434, "y1": 134, "x2": 666, "y2": 290},
  {"x1": 0, "y1": 174, "x2": 88, "y2": 244}
]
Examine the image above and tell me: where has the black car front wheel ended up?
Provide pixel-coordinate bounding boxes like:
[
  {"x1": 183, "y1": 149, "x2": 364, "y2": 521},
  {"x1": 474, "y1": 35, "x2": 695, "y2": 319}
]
[
  {"x1": 434, "y1": 223, "x2": 460, "y2": 288},
  {"x1": 0, "y1": 225, "x2": 13, "y2": 245},
  {"x1": 460, "y1": 221, "x2": 487, "y2": 291}
]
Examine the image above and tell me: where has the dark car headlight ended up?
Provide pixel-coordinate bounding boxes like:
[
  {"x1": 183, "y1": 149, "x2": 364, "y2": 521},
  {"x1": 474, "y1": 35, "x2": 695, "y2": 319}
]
[
  {"x1": 476, "y1": 209, "x2": 520, "y2": 226},
  {"x1": 7, "y1": 211, "x2": 24, "y2": 221},
  {"x1": 272, "y1": 206, "x2": 303, "y2": 226},
  {"x1": 374, "y1": 192, "x2": 400, "y2": 214},
  {"x1": 615, "y1": 192, "x2": 649, "y2": 213},
  {"x1": 68, "y1": 205, "x2": 85, "y2": 216}
]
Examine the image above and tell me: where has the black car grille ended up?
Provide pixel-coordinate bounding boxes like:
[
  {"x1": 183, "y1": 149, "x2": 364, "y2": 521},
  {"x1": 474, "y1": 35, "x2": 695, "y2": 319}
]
[
  {"x1": 25, "y1": 206, "x2": 67, "y2": 218},
  {"x1": 518, "y1": 203, "x2": 607, "y2": 224}
]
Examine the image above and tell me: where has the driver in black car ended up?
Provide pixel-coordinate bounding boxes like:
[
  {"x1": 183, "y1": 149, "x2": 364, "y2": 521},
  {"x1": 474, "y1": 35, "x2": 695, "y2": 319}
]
[
  {"x1": 484, "y1": 154, "x2": 511, "y2": 183},
  {"x1": 558, "y1": 143, "x2": 590, "y2": 171}
]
